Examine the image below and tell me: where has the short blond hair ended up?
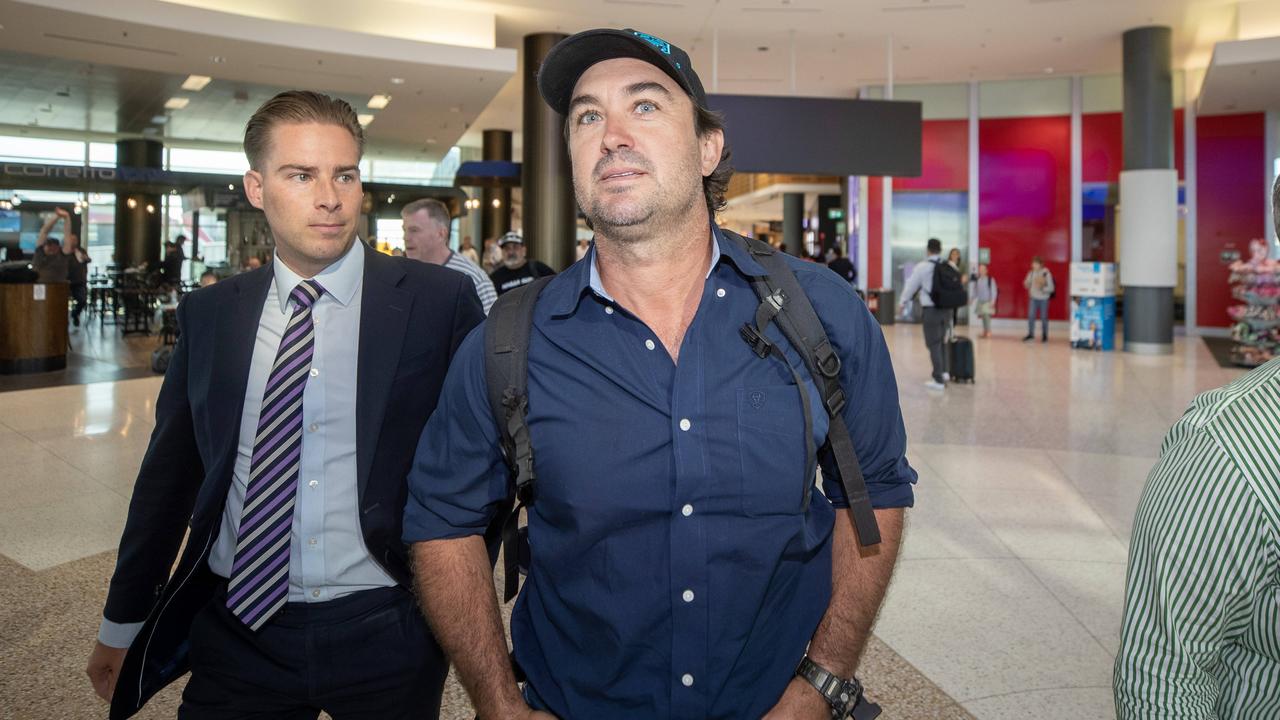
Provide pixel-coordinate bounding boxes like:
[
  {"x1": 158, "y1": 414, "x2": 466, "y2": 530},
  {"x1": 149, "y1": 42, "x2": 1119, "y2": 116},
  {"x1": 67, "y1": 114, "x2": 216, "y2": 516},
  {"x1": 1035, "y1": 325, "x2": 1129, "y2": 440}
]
[{"x1": 243, "y1": 90, "x2": 365, "y2": 170}]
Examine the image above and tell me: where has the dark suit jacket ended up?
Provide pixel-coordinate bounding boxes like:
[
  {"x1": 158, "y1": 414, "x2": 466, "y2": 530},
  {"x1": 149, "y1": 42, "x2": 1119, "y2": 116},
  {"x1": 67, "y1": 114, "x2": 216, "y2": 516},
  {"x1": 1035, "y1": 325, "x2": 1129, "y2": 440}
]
[{"x1": 104, "y1": 244, "x2": 484, "y2": 719}]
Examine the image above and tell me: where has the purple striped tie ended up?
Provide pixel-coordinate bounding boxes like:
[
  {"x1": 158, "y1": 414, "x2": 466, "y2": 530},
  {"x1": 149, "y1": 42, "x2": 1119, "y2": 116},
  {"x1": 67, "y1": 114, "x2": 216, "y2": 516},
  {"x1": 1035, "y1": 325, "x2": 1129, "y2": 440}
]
[{"x1": 226, "y1": 279, "x2": 324, "y2": 630}]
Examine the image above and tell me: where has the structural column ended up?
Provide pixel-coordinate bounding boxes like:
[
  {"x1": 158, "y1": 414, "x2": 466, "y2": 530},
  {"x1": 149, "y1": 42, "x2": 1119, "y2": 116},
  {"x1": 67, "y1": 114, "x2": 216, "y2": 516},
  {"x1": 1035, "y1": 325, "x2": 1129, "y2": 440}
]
[
  {"x1": 782, "y1": 192, "x2": 804, "y2": 257},
  {"x1": 522, "y1": 32, "x2": 574, "y2": 271},
  {"x1": 114, "y1": 139, "x2": 163, "y2": 269},
  {"x1": 1119, "y1": 26, "x2": 1177, "y2": 354},
  {"x1": 481, "y1": 129, "x2": 513, "y2": 240}
]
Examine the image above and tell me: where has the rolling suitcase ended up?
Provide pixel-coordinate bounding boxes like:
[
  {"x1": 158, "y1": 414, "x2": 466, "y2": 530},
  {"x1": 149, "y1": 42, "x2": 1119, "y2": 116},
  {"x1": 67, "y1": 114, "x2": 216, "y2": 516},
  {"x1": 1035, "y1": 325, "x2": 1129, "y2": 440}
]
[{"x1": 947, "y1": 335, "x2": 975, "y2": 383}]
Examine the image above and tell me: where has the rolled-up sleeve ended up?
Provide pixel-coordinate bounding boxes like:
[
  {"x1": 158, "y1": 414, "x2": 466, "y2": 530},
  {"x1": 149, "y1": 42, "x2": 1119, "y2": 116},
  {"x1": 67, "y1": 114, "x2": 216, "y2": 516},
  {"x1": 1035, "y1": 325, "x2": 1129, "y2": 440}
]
[
  {"x1": 810, "y1": 272, "x2": 917, "y2": 510},
  {"x1": 402, "y1": 326, "x2": 510, "y2": 544}
]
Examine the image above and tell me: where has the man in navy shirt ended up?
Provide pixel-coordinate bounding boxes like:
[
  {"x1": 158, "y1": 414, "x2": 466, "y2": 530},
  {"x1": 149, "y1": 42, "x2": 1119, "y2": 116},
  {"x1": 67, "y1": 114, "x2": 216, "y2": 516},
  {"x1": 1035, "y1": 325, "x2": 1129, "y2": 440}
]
[{"x1": 404, "y1": 28, "x2": 916, "y2": 719}]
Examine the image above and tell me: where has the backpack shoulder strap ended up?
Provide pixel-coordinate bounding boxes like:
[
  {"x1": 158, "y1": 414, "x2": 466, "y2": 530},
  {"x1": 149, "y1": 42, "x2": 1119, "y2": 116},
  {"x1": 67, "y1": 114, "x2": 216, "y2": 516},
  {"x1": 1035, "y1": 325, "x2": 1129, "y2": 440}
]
[
  {"x1": 721, "y1": 229, "x2": 882, "y2": 547},
  {"x1": 483, "y1": 274, "x2": 554, "y2": 601}
]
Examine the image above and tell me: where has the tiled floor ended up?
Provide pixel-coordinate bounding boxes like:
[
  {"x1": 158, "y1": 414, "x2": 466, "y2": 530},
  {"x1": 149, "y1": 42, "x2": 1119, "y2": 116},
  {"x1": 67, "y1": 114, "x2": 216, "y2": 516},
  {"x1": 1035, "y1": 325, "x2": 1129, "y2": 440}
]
[
  {"x1": 876, "y1": 322, "x2": 1244, "y2": 720},
  {"x1": 0, "y1": 321, "x2": 1246, "y2": 719}
]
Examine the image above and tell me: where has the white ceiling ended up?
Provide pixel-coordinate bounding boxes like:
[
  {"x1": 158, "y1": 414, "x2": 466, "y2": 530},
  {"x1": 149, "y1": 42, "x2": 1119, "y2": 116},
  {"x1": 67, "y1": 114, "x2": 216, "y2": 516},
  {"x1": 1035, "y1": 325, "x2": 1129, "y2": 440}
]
[
  {"x1": 1199, "y1": 34, "x2": 1280, "y2": 114},
  {"x1": 459, "y1": 0, "x2": 1244, "y2": 150},
  {"x1": 0, "y1": 0, "x2": 516, "y2": 160},
  {"x1": 0, "y1": 0, "x2": 1265, "y2": 161}
]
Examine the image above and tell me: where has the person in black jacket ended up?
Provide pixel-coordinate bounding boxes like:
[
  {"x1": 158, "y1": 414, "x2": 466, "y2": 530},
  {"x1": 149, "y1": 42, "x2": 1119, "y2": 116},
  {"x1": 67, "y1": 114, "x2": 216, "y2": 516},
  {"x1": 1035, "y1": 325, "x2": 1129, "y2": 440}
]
[{"x1": 85, "y1": 90, "x2": 483, "y2": 720}]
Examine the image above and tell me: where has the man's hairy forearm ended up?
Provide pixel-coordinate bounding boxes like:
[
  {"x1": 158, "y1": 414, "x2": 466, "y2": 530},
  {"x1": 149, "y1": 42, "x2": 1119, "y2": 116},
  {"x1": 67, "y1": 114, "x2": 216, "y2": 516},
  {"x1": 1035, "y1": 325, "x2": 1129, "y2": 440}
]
[
  {"x1": 807, "y1": 507, "x2": 904, "y2": 677},
  {"x1": 412, "y1": 536, "x2": 523, "y2": 717}
]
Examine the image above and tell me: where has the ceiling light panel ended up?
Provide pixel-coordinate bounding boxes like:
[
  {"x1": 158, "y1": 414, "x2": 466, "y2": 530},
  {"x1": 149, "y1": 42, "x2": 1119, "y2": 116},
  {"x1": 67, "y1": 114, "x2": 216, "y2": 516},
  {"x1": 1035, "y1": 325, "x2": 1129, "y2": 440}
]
[
  {"x1": 164, "y1": 97, "x2": 190, "y2": 109},
  {"x1": 368, "y1": 94, "x2": 391, "y2": 109},
  {"x1": 182, "y1": 74, "x2": 212, "y2": 91},
  {"x1": 357, "y1": 114, "x2": 375, "y2": 126}
]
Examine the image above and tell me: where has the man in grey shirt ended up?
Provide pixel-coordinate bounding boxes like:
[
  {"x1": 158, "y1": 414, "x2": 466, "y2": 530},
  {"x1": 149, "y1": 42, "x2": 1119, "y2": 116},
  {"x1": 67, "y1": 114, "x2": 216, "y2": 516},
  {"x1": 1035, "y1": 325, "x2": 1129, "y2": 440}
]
[
  {"x1": 401, "y1": 197, "x2": 497, "y2": 314},
  {"x1": 899, "y1": 237, "x2": 949, "y2": 391}
]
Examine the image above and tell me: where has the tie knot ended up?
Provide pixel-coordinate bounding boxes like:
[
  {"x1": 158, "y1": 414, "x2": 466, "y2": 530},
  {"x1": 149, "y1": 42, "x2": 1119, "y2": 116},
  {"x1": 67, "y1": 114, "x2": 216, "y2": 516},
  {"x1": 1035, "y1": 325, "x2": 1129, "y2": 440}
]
[{"x1": 290, "y1": 279, "x2": 325, "y2": 309}]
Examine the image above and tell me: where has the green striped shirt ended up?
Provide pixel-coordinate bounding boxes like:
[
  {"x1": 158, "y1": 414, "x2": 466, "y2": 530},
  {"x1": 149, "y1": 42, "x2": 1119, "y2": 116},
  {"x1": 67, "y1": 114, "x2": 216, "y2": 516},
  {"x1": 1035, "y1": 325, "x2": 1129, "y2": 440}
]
[{"x1": 1115, "y1": 357, "x2": 1280, "y2": 718}]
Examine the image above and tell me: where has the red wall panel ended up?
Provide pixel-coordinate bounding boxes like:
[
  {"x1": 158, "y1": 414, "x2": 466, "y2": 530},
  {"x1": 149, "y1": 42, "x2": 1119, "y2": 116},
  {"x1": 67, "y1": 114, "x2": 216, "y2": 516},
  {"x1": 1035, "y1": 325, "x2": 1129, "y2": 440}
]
[
  {"x1": 867, "y1": 178, "x2": 883, "y2": 289},
  {"x1": 979, "y1": 116, "x2": 1073, "y2": 321},
  {"x1": 1081, "y1": 110, "x2": 1186, "y2": 184},
  {"x1": 1196, "y1": 112, "x2": 1266, "y2": 328},
  {"x1": 895, "y1": 119, "x2": 969, "y2": 192}
]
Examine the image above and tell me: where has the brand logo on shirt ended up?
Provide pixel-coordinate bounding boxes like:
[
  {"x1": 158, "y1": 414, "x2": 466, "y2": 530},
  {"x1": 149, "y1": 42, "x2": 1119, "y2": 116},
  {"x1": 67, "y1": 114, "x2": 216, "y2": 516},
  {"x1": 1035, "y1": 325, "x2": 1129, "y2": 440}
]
[{"x1": 749, "y1": 390, "x2": 765, "y2": 409}]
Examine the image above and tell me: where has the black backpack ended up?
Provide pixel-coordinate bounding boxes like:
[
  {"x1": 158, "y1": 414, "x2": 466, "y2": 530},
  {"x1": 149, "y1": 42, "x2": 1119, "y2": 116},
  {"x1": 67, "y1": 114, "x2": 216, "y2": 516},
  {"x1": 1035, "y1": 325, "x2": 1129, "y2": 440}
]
[
  {"x1": 930, "y1": 260, "x2": 968, "y2": 309},
  {"x1": 483, "y1": 230, "x2": 881, "y2": 603}
]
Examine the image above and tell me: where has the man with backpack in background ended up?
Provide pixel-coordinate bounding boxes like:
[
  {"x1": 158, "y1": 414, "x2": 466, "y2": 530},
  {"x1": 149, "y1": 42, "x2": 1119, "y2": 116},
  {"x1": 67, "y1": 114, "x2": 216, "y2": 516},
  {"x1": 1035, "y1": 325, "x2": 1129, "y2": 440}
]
[
  {"x1": 402, "y1": 27, "x2": 915, "y2": 720},
  {"x1": 900, "y1": 237, "x2": 967, "y2": 391}
]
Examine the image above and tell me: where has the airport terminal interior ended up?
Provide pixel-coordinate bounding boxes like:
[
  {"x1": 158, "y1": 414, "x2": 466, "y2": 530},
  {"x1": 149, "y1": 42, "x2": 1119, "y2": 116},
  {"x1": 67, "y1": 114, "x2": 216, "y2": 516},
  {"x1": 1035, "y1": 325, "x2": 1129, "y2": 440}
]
[{"x1": 2, "y1": 1, "x2": 1280, "y2": 719}]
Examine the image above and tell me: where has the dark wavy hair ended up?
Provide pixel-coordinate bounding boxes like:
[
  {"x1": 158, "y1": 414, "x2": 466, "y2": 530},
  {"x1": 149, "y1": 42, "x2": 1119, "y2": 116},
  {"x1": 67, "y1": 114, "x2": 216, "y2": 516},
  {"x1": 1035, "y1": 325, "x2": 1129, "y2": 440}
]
[
  {"x1": 695, "y1": 105, "x2": 733, "y2": 218},
  {"x1": 564, "y1": 103, "x2": 734, "y2": 219}
]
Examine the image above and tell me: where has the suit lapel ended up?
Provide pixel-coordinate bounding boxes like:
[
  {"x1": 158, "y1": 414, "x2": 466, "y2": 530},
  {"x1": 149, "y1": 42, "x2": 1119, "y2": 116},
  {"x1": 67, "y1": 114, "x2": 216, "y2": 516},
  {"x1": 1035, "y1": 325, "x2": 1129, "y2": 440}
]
[
  {"x1": 211, "y1": 268, "x2": 272, "y2": 477},
  {"x1": 356, "y1": 246, "x2": 411, "y2": 500}
]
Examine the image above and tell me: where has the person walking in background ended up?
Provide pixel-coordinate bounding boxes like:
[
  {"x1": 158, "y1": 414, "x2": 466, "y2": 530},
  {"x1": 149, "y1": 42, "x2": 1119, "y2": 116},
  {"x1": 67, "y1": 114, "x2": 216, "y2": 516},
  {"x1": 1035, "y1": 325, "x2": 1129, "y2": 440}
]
[
  {"x1": 827, "y1": 244, "x2": 857, "y2": 286},
  {"x1": 947, "y1": 247, "x2": 963, "y2": 274},
  {"x1": 971, "y1": 263, "x2": 997, "y2": 338},
  {"x1": 62, "y1": 210, "x2": 91, "y2": 327},
  {"x1": 899, "y1": 237, "x2": 949, "y2": 391},
  {"x1": 488, "y1": 231, "x2": 554, "y2": 296},
  {"x1": 401, "y1": 197, "x2": 498, "y2": 314},
  {"x1": 1023, "y1": 256, "x2": 1054, "y2": 343},
  {"x1": 459, "y1": 235, "x2": 480, "y2": 265},
  {"x1": 481, "y1": 236, "x2": 502, "y2": 273}
]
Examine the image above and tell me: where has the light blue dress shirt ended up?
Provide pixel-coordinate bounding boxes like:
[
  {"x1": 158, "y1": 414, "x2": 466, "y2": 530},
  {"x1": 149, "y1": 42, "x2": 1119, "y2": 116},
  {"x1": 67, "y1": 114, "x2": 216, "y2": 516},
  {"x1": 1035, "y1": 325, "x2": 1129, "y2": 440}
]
[{"x1": 100, "y1": 240, "x2": 394, "y2": 648}]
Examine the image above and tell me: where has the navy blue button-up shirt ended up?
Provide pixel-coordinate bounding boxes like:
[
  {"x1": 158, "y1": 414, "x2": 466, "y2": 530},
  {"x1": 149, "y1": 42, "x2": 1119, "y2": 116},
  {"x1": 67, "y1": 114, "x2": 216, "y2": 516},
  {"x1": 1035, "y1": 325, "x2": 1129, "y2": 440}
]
[{"x1": 404, "y1": 227, "x2": 916, "y2": 719}]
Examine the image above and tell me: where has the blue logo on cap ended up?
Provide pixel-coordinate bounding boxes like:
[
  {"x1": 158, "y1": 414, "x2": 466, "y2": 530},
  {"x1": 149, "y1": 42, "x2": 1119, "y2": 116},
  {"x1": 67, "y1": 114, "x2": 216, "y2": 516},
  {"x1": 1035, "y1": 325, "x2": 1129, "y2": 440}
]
[{"x1": 633, "y1": 31, "x2": 672, "y2": 55}]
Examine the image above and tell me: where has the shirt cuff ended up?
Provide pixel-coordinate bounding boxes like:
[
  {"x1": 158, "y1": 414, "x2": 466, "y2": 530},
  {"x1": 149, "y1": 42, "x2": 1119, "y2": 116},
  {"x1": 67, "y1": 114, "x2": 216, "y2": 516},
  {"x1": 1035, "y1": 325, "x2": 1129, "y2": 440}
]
[{"x1": 98, "y1": 617, "x2": 144, "y2": 649}]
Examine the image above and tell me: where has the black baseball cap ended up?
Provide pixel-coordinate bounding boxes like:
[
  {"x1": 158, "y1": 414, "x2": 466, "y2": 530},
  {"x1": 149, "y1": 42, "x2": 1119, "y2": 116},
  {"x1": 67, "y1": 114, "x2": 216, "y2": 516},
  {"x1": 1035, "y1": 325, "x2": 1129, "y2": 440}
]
[{"x1": 537, "y1": 28, "x2": 708, "y2": 117}]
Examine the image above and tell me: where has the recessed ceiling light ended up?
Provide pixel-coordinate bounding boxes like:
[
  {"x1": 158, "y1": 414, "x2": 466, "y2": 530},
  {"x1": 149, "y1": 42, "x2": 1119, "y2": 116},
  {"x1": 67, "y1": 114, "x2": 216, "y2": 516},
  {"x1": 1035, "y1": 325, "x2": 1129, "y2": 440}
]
[
  {"x1": 390, "y1": 77, "x2": 406, "y2": 85},
  {"x1": 367, "y1": 94, "x2": 391, "y2": 109},
  {"x1": 1043, "y1": 67, "x2": 1055, "y2": 74},
  {"x1": 210, "y1": 56, "x2": 226, "y2": 64},
  {"x1": 164, "y1": 97, "x2": 190, "y2": 110},
  {"x1": 182, "y1": 74, "x2": 212, "y2": 91},
  {"x1": 358, "y1": 114, "x2": 375, "y2": 126},
  {"x1": 426, "y1": 137, "x2": 437, "y2": 144}
]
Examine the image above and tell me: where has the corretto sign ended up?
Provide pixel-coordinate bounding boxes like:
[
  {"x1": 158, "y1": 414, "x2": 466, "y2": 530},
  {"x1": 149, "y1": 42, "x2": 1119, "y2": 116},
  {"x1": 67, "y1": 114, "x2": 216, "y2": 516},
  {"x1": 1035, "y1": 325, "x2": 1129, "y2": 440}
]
[{"x1": 1, "y1": 163, "x2": 177, "y2": 183}]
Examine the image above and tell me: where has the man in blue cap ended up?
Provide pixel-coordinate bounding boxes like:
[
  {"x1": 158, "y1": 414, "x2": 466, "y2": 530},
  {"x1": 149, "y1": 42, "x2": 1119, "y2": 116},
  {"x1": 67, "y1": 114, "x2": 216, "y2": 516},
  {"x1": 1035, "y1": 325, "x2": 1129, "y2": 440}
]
[{"x1": 404, "y1": 28, "x2": 916, "y2": 719}]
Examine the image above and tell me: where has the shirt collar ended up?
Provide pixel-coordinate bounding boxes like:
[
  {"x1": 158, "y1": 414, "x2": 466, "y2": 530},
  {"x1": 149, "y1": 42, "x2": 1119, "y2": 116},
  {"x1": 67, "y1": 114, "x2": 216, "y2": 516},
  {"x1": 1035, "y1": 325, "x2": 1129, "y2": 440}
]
[
  {"x1": 551, "y1": 224, "x2": 760, "y2": 318},
  {"x1": 271, "y1": 237, "x2": 364, "y2": 313}
]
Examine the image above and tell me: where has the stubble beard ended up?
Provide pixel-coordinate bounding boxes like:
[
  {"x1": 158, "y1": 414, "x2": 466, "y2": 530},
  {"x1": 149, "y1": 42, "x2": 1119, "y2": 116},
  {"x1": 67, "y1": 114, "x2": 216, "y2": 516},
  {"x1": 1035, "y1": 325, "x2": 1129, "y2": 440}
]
[{"x1": 577, "y1": 149, "x2": 704, "y2": 246}]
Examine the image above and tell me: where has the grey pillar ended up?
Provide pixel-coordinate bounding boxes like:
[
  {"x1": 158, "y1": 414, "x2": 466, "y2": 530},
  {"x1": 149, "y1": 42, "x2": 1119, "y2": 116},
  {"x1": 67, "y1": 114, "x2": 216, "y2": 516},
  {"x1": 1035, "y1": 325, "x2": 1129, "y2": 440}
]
[
  {"x1": 1120, "y1": 26, "x2": 1176, "y2": 355},
  {"x1": 782, "y1": 192, "x2": 804, "y2": 256},
  {"x1": 481, "y1": 129, "x2": 513, "y2": 241},
  {"x1": 522, "y1": 32, "x2": 575, "y2": 271},
  {"x1": 114, "y1": 139, "x2": 163, "y2": 269}
]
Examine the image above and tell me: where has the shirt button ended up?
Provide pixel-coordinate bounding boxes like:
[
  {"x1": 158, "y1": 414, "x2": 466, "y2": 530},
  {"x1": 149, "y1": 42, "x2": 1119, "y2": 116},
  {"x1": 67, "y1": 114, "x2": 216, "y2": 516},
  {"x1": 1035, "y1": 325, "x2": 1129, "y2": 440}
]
[
  {"x1": 308, "y1": 479, "x2": 319, "y2": 488},
  {"x1": 309, "y1": 368, "x2": 319, "y2": 378},
  {"x1": 311, "y1": 589, "x2": 320, "y2": 598},
  {"x1": 645, "y1": 339, "x2": 656, "y2": 351},
  {"x1": 308, "y1": 537, "x2": 317, "y2": 546},
  {"x1": 681, "y1": 673, "x2": 694, "y2": 687},
  {"x1": 605, "y1": 306, "x2": 615, "y2": 315},
  {"x1": 679, "y1": 418, "x2": 691, "y2": 432},
  {"x1": 682, "y1": 589, "x2": 695, "y2": 603},
  {"x1": 716, "y1": 288, "x2": 726, "y2": 298},
  {"x1": 681, "y1": 504, "x2": 693, "y2": 517},
  {"x1": 308, "y1": 423, "x2": 319, "y2": 433}
]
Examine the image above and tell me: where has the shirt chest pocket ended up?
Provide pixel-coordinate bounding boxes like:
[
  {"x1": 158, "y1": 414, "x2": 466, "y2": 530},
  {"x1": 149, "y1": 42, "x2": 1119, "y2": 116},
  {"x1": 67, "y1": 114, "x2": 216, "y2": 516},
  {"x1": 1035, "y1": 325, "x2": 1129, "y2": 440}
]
[{"x1": 736, "y1": 385, "x2": 808, "y2": 516}]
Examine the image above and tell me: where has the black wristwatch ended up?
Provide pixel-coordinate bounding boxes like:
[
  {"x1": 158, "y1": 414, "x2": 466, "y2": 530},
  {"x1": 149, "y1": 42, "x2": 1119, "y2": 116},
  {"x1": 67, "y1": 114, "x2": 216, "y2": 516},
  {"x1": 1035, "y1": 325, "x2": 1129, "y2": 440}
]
[{"x1": 795, "y1": 655, "x2": 865, "y2": 719}]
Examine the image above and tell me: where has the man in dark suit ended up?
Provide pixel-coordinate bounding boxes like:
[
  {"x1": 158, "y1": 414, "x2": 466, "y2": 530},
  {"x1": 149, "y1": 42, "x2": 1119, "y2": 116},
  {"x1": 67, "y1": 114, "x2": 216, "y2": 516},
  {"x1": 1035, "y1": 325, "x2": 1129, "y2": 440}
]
[{"x1": 84, "y1": 90, "x2": 484, "y2": 719}]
